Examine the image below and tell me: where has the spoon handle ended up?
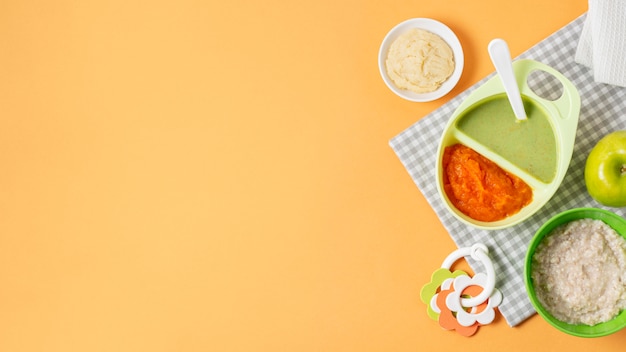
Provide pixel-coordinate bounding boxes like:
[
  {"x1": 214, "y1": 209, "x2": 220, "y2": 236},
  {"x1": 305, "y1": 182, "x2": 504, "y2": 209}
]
[{"x1": 488, "y1": 39, "x2": 527, "y2": 120}]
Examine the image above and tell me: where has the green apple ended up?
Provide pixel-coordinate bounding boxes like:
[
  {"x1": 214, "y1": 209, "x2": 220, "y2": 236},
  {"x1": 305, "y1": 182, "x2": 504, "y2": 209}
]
[{"x1": 584, "y1": 130, "x2": 626, "y2": 207}]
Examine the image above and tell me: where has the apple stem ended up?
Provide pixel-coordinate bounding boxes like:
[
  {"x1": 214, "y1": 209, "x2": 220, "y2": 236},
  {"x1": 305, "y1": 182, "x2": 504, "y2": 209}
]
[{"x1": 622, "y1": 164, "x2": 626, "y2": 176}]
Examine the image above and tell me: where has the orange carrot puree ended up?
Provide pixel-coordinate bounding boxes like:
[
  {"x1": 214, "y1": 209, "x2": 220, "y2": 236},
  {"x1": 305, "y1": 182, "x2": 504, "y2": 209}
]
[{"x1": 442, "y1": 144, "x2": 532, "y2": 222}]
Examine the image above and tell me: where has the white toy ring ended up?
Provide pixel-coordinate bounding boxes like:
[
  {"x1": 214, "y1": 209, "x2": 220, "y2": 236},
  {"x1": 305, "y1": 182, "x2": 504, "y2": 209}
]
[{"x1": 440, "y1": 244, "x2": 495, "y2": 307}]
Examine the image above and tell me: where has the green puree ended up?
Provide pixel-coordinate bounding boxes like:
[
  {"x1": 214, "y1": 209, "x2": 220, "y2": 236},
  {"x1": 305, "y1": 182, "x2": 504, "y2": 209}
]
[{"x1": 456, "y1": 94, "x2": 557, "y2": 183}]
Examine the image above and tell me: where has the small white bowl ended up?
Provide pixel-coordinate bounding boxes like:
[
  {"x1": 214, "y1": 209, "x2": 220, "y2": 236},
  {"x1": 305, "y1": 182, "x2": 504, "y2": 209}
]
[{"x1": 378, "y1": 18, "x2": 464, "y2": 102}]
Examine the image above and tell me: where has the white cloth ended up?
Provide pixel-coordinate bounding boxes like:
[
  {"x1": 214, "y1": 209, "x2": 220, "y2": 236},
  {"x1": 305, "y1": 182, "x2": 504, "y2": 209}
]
[{"x1": 576, "y1": 0, "x2": 626, "y2": 87}]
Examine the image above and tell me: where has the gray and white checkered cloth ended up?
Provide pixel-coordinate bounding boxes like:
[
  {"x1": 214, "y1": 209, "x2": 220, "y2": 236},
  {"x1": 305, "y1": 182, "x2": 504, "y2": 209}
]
[{"x1": 389, "y1": 13, "x2": 626, "y2": 327}]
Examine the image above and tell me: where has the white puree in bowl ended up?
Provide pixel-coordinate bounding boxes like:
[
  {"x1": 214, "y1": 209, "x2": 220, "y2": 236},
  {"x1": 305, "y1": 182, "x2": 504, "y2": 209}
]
[
  {"x1": 385, "y1": 28, "x2": 454, "y2": 94},
  {"x1": 531, "y1": 219, "x2": 626, "y2": 325}
]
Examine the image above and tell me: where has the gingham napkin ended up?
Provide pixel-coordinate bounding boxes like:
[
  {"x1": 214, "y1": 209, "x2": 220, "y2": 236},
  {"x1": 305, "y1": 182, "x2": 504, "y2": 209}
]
[
  {"x1": 390, "y1": 13, "x2": 626, "y2": 327},
  {"x1": 576, "y1": 0, "x2": 626, "y2": 86}
]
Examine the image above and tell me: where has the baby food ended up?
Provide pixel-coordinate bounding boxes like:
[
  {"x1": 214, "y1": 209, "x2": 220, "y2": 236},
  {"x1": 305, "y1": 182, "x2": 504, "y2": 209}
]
[
  {"x1": 456, "y1": 94, "x2": 557, "y2": 183},
  {"x1": 442, "y1": 144, "x2": 532, "y2": 222},
  {"x1": 531, "y1": 219, "x2": 626, "y2": 325},
  {"x1": 385, "y1": 28, "x2": 454, "y2": 93}
]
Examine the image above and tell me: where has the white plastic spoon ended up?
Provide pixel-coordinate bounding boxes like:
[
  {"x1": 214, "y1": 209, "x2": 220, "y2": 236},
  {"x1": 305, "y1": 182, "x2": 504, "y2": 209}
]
[{"x1": 488, "y1": 38, "x2": 527, "y2": 121}]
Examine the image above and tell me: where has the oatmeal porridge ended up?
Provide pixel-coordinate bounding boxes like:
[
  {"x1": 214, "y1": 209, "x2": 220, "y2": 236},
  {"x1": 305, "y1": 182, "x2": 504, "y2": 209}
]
[{"x1": 531, "y1": 219, "x2": 626, "y2": 325}]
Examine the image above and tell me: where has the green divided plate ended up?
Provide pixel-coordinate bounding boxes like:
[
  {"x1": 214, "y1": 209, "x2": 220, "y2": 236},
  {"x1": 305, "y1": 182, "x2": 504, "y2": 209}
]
[{"x1": 435, "y1": 59, "x2": 581, "y2": 230}]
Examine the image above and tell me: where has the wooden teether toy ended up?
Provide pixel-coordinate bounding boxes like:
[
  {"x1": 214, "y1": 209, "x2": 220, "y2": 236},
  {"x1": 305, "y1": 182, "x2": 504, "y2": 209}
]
[{"x1": 420, "y1": 244, "x2": 502, "y2": 336}]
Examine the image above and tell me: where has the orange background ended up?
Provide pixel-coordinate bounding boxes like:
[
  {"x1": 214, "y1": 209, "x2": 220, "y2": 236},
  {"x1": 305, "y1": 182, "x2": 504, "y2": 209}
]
[{"x1": 2, "y1": 0, "x2": 623, "y2": 351}]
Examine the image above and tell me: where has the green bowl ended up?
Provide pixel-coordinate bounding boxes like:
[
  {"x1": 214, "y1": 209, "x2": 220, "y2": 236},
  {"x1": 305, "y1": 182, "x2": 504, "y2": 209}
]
[{"x1": 524, "y1": 208, "x2": 626, "y2": 337}]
